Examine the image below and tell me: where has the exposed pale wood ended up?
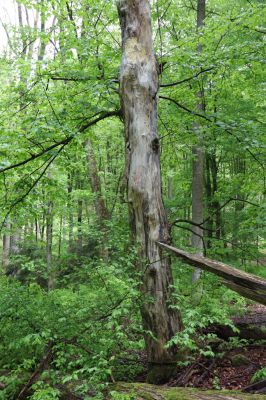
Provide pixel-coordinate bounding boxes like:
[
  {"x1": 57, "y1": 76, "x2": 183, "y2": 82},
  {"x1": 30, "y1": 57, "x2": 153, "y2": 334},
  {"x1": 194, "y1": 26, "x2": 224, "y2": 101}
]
[
  {"x1": 158, "y1": 242, "x2": 266, "y2": 306},
  {"x1": 118, "y1": 0, "x2": 182, "y2": 372}
]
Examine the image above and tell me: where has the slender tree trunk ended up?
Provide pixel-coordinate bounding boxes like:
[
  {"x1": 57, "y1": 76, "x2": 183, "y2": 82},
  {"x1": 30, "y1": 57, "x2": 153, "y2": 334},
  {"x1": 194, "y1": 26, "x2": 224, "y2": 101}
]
[
  {"x1": 38, "y1": 1, "x2": 46, "y2": 62},
  {"x1": 10, "y1": 224, "x2": 21, "y2": 255},
  {"x1": 205, "y1": 154, "x2": 213, "y2": 248},
  {"x1": 77, "y1": 199, "x2": 83, "y2": 248},
  {"x1": 210, "y1": 154, "x2": 222, "y2": 240},
  {"x1": 191, "y1": 0, "x2": 205, "y2": 281},
  {"x1": 46, "y1": 199, "x2": 53, "y2": 290},
  {"x1": 35, "y1": 218, "x2": 41, "y2": 242},
  {"x1": 67, "y1": 173, "x2": 74, "y2": 252},
  {"x1": 2, "y1": 221, "x2": 11, "y2": 271},
  {"x1": 168, "y1": 176, "x2": 174, "y2": 200},
  {"x1": 85, "y1": 139, "x2": 110, "y2": 221},
  {"x1": 58, "y1": 214, "x2": 63, "y2": 258},
  {"x1": 232, "y1": 156, "x2": 246, "y2": 260},
  {"x1": 41, "y1": 215, "x2": 45, "y2": 241},
  {"x1": 205, "y1": 151, "x2": 221, "y2": 246},
  {"x1": 18, "y1": 4, "x2": 27, "y2": 58},
  {"x1": 118, "y1": 0, "x2": 182, "y2": 382},
  {"x1": 76, "y1": 176, "x2": 83, "y2": 250},
  {"x1": 85, "y1": 139, "x2": 110, "y2": 258}
]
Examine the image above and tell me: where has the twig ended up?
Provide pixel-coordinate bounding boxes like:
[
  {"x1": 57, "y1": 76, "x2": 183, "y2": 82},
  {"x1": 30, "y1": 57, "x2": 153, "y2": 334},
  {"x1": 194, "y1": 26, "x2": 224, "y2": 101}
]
[
  {"x1": 161, "y1": 67, "x2": 215, "y2": 88},
  {"x1": 0, "y1": 109, "x2": 121, "y2": 174}
]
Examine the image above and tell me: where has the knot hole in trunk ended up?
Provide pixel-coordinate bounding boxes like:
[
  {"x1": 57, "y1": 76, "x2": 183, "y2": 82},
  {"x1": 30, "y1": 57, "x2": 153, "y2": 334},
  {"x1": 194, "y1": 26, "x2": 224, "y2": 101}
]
[{"x1": 152, "y1": 138, "x2": 159, "y2": 153}]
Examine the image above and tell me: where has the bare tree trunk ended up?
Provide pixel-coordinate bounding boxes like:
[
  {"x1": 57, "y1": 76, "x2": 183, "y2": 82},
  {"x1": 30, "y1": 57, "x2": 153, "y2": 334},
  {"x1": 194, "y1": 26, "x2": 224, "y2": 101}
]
[
  {"x1": 2, "y1": 221, "x2": 11, "y2": 271},
  {"x1": 38, "y1": 1, "x2": 46, "y2": 62},
  {"x1": 205, "y1": 154, "x2": 213, "y2": 248},
  {"x1": 191, "y1": 0, "x2": 205, "y2": 282},
  {"x1": 67, "y1": 173, "x2": 74, "y2": 252},
  {"x1": 58, "y1": 214, "x2": 63, "y2": 258},
  {"x1": 35, "y1": 218, "x2": 41, "y2": 242},
  {"x1": 17, "y1": 4, "x2": 27, "y2": 57},
  {"x1": 46, "y1": 199, "x2": 53, "y2": 290},
  {"x1": 85, "y1": 139, "x2": 110, "y2": 221},
  {"x1": 10, "y1": 223, "x2": 21, "y2": 255},
  {"x1": 210, "y1": 154, "x2": 222, "y2": 240},
  {"x1": 76, "y1": 176, "x2": 83, "y2": 250},
  {"x1": 85, "y1": 139, "x2": 110, "y2": 258},
  {"x1": 168, "y1": 176, "x2": 174, "y2": 200},
  {"x1": 118, "y1": 0, "x2": 182, "y2": 382},
  {"x1": 232, "y1": 156, "x2": 246, "y2": 262}
]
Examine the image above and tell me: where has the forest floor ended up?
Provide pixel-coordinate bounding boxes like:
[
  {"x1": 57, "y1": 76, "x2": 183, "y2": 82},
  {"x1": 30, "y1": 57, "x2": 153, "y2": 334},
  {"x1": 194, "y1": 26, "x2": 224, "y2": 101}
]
[
  {"x1": 167, "y1": 343, "x2": 266, "y2": 390},
  {"x1": 134, "y1": 305, "x2": 266, "y2": 393},
  {"x1": 134, "y1": 343, "x2": 266, "y2": 391}
]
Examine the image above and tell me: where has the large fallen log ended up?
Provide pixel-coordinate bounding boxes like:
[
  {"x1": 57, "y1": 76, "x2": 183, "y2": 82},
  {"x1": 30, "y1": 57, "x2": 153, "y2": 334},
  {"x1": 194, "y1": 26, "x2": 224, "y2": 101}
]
[
  {"x1": 158, "y1": 242, "x2": 266, "y2": 306},
  {"x1": 110, "y1": 382, "x2": 264, "y2": 399}
]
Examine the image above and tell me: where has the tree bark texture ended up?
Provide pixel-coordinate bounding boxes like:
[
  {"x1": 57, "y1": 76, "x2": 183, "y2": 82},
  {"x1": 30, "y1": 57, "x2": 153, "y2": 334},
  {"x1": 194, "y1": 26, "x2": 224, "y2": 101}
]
[
  {"x1": 118, "y1": 0, "x2": 182, "y2": 371},
  {"x1": 191, "y1": 0, "x2": 206, "y2": 282}
]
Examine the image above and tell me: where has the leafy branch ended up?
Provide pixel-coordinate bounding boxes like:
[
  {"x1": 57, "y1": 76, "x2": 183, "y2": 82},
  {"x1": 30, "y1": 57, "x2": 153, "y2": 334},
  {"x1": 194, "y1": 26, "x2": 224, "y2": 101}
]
[{"x1": 0, "y1": 109, "x2": 121, "y2": 174}]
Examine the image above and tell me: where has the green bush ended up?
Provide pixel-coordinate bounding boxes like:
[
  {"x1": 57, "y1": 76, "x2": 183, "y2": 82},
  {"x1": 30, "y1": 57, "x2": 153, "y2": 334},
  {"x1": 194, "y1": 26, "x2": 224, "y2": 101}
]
[{"x1": 0, "y1": 251, "x2": 142, "y2": 399}]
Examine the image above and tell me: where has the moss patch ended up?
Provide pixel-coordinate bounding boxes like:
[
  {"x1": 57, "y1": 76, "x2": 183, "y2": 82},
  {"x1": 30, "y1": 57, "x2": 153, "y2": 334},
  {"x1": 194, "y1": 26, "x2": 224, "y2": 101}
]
[
  {"x1": 230, "y1": 354, "x2": 250, "y2": 367},
  {"x1": 109, "y1": 382, "x2": 264, "y2": 400}
]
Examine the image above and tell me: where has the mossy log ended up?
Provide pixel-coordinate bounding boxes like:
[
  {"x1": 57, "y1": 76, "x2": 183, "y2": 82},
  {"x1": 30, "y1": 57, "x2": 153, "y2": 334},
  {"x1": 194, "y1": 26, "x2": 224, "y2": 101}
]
[
  {"x1": 158, "y1": 243, "x2": 266, "y2": 306},
  {"x1": 206, "y1": 307, "x2": 266, "y2": 340},
  {"x1": 209, "y1": 320, "x2": 266, "y2": 340},
  {"x1": 109, "y1": 383, "x2": 265, "y2": 399}
]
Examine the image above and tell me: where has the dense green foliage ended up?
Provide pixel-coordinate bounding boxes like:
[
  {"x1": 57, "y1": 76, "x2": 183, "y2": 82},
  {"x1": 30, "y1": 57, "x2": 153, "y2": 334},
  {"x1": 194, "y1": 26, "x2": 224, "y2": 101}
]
[{"x1": 0, "y1": 0, "x2": 265, "y2": 398}]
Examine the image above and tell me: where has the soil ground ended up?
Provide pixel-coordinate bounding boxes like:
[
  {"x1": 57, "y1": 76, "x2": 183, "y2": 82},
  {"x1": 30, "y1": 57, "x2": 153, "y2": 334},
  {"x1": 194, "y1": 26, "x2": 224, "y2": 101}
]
[
  {"x1": 169, "y1": 344, "x2": 266, "y2": 390},
  {"x1": 135, "y1": 305, "x2": 266, "y2": 392}
]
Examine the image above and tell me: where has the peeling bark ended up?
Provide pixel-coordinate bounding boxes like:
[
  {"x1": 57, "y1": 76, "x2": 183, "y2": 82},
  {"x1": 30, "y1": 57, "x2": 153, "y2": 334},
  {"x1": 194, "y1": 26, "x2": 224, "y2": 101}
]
[{"x1": 118, "y1": 0, "x2": 182, "y2": 376}]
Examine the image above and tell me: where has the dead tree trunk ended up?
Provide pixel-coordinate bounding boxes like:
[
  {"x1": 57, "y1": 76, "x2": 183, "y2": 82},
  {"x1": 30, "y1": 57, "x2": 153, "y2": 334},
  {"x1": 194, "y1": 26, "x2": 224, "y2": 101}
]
[{"x1": 118, "y1": 0, "x2": 182, "y2": 381}]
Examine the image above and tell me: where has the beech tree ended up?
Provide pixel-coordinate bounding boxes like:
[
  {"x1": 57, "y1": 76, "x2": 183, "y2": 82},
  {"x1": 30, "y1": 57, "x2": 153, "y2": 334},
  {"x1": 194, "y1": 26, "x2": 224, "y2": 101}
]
[{"x1": 117, "y1": 0, "x2": 182, "y2": 379}]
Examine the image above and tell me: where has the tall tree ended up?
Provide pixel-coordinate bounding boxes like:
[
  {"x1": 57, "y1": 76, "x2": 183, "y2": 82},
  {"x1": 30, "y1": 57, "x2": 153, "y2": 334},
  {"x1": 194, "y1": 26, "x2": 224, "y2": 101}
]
[
  {"x1": 191, "y1": 0, "x2": 205, "y2": 281},
  {"x1": 117, "y1": 0, "x2": 182, "y2": 381}
]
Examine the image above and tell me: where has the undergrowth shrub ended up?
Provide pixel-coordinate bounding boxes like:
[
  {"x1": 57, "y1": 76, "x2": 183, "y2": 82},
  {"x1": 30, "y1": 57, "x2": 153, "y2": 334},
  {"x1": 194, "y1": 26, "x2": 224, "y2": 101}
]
[
  {"x1": 0, "y1": 251, "x2": 143, "y2": 400},
  {"x1": 168, "y1": 262, "x2": 246, "y2": 359}
]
